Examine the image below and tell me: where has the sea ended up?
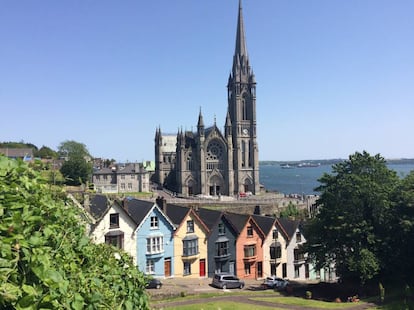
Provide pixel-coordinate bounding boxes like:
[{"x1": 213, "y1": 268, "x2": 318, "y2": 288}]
[{"x1": 259, "y1": 162, "x2": 414, "y2": 195}]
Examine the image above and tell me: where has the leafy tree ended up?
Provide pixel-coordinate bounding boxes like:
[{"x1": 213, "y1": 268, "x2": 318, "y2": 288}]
[
  {"x1": 35, "y1": 146, "x2": 58, "y2": 159},
  {"x1": 305, "y1": 151, "x2": 399, "y2": 284},
  {"x1": 0, "y1": 155, "x2": 149, "y2": 309},
  {"x1": 280, "y1": 201, "x2": 300, "y2": 218},
  {"x1": 58, "y1": 140, "x2": 90, "y2": 159},
  {"x1": 58, "y1": 141, "x2": 92, "y2": 186},
  {"x1": 387, "y1": 171, "x2": 414, "y2": 283}
]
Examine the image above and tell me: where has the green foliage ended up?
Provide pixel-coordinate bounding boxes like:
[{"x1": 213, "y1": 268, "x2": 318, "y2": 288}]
[
  {"x1": 60, "y1": 156, "x2": 92, "y2": 186},
  {"x1": 36, "y1": 146, "x2": 58, "y2": 159},
  {"x1": 0, "y1": 155, "x2": 149, "y2": 309},
  {"x1": 280, "y1": 202, "x2": 300, "y2": 219},
  {"x1": 0, "y1": 141, "x2": 38, "y2": 151},
  {"x1": 305, "y1": 151, "x2": 401, "y2": 284},
  {"x1": 58, "y1": 140, "x2": 90, "y2": 159}
]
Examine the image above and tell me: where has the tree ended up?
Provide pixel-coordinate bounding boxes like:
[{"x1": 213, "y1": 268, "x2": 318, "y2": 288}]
[
  {"x1": 58, "y1": 141, "x2": 92, "y2": 186},
  {"x1": 0, "y1": 155, "x2": 149, "y2": 309},
  {"x1": 35, "y1": 145, "x2": 58, "y2": 159},
  {"x1": 305, "y1": 151, "x2": 399, "y2": 284}
]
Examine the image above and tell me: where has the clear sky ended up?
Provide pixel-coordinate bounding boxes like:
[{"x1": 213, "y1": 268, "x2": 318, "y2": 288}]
[{"x1": 1, "y1": 0, "x2": 413, "y2": 162}]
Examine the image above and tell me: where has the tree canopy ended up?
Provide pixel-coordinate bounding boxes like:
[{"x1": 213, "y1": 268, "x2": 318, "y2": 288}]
[
  {"x1": 0, "y1": 155, "x2": 149, "y2": 309},
  {"x1": 305, "y1": 151, "x2": 414, "y2": 284},
  {"x1": 58, "y1": 141, "x2": 93, "y2": 186}
]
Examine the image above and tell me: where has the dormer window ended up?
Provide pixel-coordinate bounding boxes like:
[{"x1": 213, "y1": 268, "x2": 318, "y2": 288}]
[
  {"x1": 150, "y1": 216, "x2": 159, "y2": 229},
  {"x1": 296, "y1": 232, "x2": 302, "y2": 243},
  {"x1": 247, "y1": 226, "x2": 253, "y2": 237},
  {"x1": 272, "y1": 229, "x2": 278, "y2": 240},
  {"x1": 186, "y1": 220, "x2": 194, "y2": 233},
  {"x1": 109, "y1": 213, "x2": 119, "y2": 228},
  {"x1": 218, "y1": 223, "x2": 226, "y2": 235}
]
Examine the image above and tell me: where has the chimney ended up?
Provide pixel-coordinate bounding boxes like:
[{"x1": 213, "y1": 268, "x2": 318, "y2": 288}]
[
  {"x1": 156, "y1": 196, "x2": 167, "y2": 212},
  {"x1": 84, "y1": 194, "x2": 90, "y2": 213},
  {"x1": 123, "y1": 198, "x2": 129, "y2": 213}
]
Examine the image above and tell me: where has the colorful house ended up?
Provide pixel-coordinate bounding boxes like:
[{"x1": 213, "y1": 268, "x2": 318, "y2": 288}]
[
  {"x1": 161, "y1": 201, "x2": 209, "y2": 278},
  {"x1": 224, "y1": 213, "x2": 265, "y2": 279},
  {"x1": 131, "y1": 199, "x2": 175, "y2": 278},
  {"x1": 88, "y1": 195, "x2": 138, "y2": 264},
  {"x1": 253, "y1": 215, "x2": 288, "y2": 279},
  {"x1": 196, "y1": 208, "x2": 238, "y2": 277}
]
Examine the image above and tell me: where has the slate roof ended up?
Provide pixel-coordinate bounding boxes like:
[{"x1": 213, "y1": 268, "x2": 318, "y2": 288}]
[
  {"x1": 277, "y1": 218, "x2": 301, "y2": 240},
  {"x1": 0, "y1": 148, "x2": 33, "y2": 159},
  {"x1": 223, "y1": 212, "x2": 250, "y2": 234},
  {"x1": 93, "y1": 167, "x2": 114, "y2": 175},
  {"x1": 252, "y1": 214, "x2": 276, "y2": 237},
  {"x1": 164, "y1": 204, "x2": 191, "y2": 227},
  {"x1": 89, "y1": 195, "x2": 110, "y2": 220},
  {"x1": 195, "y1": 208, "x2": 222, "y2": 230},
  {"x1": 123, "y1": 198, "x2": 155, "y2": 225}
]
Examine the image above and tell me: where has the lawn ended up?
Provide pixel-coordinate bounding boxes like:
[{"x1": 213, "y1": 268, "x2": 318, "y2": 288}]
[
  {"x1": 251, "y1": 296, "x2": 369, "y2": 309},
  {"x1": 164, "y1": 301, "x2": 279, "y2": 310}
]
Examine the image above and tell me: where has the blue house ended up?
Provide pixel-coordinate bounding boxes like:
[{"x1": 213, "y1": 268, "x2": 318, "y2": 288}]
[{"x1": 126, "y1": 198, "x2": 176, "y2": 278}]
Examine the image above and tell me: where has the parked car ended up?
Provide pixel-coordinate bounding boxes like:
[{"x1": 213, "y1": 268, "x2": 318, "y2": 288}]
[
  {"x1": 146, "y1": 278, "x2": 162, "y2": 289},
  {"x1": 262, "y1": 276, "x2": 289, "y2": 290},
  {"x1": 211, "y1": 273, "x2": 245, "y2": 289}
]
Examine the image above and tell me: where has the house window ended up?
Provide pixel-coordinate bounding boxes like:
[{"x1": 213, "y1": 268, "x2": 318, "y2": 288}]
[
  {"x1": 244, "y1": 245, "x2": 256, "y2": 258},
  {"x1": 103, "y1": 175, "x2": 108, "y2": 180},
  {"x1": 186, "y1": 220, "x2": 194, "y2": 233},
  {"x1": 127, "y1": 183, "x2": 132, "y2": 190},
  {"x1": 295, "y1": 265, "x2": 300, "y2": 278},
  {"x1": 218, "y1": 223, "x2": 225, "y2": 235},
  {"x1": 96, "y1": 175, "x2": 100, "y2": 180},
  {"x1": 183, "y1": 262, "x2": 191, "y2": 275},
  {"x1": 247, "y1": 226, "x2": 253, "y2": 237},
  {"x1": 270, "y1": 245, "x2": 281, "y2": 260},
  {"x1": 146, "y1": 260, "x2": 155, "y2": 274},
  {"x1": 131, "y1": 174, "x2": 135, "y2": 179},
  {"x1": 296, "y1": 232, "x2": 302, "y2": 243},
  {"x1": 120, "y1": 183, "x2": 125, "y2": 190},
  {"x1": 150, "y1": 216, "x2": 159, "y2": 229},
  {"x1": 121, "y1": 174, "x2": 125, "y2": 180},
  {"x1": 109, "y1": 213, "x2": 119, "y2": 228},
  {"x1": 183, "y1": 239, "x2": 198, "y2": 256},
  {"x1": 146, "y1": 236, "x2": 164, "y2": 254},
  {"x1": 105, "y1": 234, "x2": 123, "y2": 249},
  {"x1": 215, "y1": 241, "x2": 229, "y2": 257},
  {"x1": 272, "y1": 229, "x2": 278, "y2": 240},
  {"x1": 294, "y1": 248, "x2": 305, "y2": 261},
  {"x1": 244, "y1": 263, "x2": 251, "y2": 275}
]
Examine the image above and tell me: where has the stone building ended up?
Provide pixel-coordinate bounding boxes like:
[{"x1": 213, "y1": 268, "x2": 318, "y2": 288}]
[{"x1": 155, "y1": 1, "x2": 260, "y2": 197}]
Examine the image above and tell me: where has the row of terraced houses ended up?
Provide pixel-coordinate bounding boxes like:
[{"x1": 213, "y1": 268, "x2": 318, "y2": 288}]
[{"x1": 82, "y1": 195, "x2": 336, "y2": 282}]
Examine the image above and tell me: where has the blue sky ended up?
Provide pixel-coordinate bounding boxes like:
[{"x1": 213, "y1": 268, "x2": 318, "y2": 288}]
[{"x1": 1, "y1": 0, "x2": 413, "y2": 162}]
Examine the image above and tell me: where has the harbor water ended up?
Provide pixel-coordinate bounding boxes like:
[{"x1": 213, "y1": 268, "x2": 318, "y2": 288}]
[{"x1": 259, "y1": 162, "x2": 414, "y2": 195}]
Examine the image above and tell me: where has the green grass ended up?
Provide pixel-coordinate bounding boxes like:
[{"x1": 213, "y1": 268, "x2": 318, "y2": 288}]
[
  {"x1": 164, "y1": 301, "x2": 279, "y2": 310},
  {"x1": 250, "y1": 296, "x2": 368, "y2": 309}
]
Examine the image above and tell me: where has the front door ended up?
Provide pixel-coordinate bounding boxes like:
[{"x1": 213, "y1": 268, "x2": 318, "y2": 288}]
[
  {"x1": 199, "y1": 259, "x2": 206, "y2": 277},
  {"x1": 257, "y1": 261, "x2": 263, "y2": 278},
  {"x1": 229, "y1": 261, "x2": 235, "y2": 275},
  {"x1": 164, "y1": 258, "x2": 171, "y2": 277}
]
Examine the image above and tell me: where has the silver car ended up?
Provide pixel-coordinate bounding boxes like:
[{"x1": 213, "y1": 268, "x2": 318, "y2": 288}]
[
  {"x1": 263, "y1": 276, "x2": 289, "y2": 290},
  {"x1": 212, "y1": 273, "x2": 245, "y2": 289}
]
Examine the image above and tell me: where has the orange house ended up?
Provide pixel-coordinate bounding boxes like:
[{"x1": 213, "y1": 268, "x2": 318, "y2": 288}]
[{"x1": 224, "y1": 213, "x2": 265, "y2": 279}]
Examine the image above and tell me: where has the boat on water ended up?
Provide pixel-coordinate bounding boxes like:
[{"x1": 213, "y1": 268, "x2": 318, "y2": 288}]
[
  {"x1": 297, "y1": 162, "x2": 321, "y2": 168},
  {"x1": 280, "y1": 164, "x2": 295, "y2": 169}
]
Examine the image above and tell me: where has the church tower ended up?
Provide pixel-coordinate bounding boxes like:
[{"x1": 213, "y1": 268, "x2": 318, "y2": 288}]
[{"x1": 227, "y1": 0, "x2": 260, "y2": 194}]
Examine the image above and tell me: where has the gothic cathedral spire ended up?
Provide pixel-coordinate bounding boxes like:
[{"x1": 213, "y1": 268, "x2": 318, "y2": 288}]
[{"x1": 227, "y1": 0, "x2": 260, "y2": 195}]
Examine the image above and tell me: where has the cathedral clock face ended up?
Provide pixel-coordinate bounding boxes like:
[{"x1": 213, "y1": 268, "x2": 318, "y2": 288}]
[{"x1": 243, "y1": 128, "x2": 249, "y2": 135}]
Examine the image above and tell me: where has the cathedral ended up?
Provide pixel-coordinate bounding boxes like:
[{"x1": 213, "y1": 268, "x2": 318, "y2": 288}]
[{"x1": 155, "y1": 1, "x2": 260, "y2": 197}]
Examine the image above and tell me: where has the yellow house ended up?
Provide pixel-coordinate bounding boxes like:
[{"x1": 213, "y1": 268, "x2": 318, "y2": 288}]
[{"x1": 164, "y1": 204, "x2": 209, "y2": 278}]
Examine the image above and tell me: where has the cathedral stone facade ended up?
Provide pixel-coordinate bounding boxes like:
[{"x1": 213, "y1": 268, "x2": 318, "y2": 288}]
[{"x1": 155, "y1": 1, "x2": 260, "y2": 197}]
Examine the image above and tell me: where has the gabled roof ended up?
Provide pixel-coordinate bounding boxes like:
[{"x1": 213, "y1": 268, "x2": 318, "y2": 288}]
[
  {"x1": 122, "y1": 198, "x2": 155, "y2": 226},
  {"x1": 223, "y1": 212, "x2": 250, "y2": 234},
  {"x1": 277, "y1": 218, "x2": 301, "y2": 241},
  {"x1": 164, "y1": 204, "x2": 209, "y2": 235},
  {"x1": 252, "y1": 214, "x2": 276, "y2": 237},
  {"x1": 195, "y1": 208, "x2": 222, "y2": 230},
  {"x1": 89, "y1": 195, "x2": 110, "y2": 220},
  {"x1": 134, "y1": 202, "x2": 176, "y2": 232}
]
